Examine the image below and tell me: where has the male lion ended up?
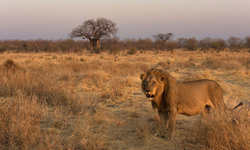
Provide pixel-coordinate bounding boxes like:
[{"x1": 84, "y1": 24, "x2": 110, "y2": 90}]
[{"x1": 140, "y1": 68, "x2": 243, "y2": 140}]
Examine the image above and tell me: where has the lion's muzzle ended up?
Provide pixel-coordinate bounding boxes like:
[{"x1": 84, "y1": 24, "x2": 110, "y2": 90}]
[{"x1": 146, "y1": 94, "x2": 154, "y2": 98}]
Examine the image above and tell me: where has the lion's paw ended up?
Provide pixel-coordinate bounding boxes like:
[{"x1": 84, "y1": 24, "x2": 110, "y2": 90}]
[
  {"x1": 164, "y1": 133, "x2": 173, "y2": 140},
  {"x1": 163, "y1": 135, "x2": 172, "y2": 140},
  {"x1": 156, "y1": 133, "x2": 166, "y2": 138}
]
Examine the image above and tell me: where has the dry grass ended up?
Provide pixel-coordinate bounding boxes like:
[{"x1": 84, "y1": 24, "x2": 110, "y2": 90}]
[
  {"x1": 202, "y1": 57, "x2": 250, "y2": 70},
  {"x1": 0, "y1": 61, "x2": 70, "y2": 105},
  {"x1": 182, "y1": 106, "x2": 250, "y2": 150},
  {"x1": 0, "y1": 93, "x2": 43, "y2": 149},
  {"x1": 0, "y1": 50, "x2": 249, "y2": 149}
]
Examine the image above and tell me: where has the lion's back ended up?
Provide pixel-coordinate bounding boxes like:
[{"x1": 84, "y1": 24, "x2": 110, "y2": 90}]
[{"x1": 177, "y1": 79, "x2": 225, "y2": 109}]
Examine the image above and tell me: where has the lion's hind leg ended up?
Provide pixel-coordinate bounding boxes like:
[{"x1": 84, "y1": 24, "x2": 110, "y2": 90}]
[{"x1": 201, "y1": 105, "x2": 212, "y2": 119}]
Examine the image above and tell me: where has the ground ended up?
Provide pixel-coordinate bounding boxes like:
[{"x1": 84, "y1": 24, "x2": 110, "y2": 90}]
[{"x1": 0, "y1": 49, "x2": 249, "y2": 149}]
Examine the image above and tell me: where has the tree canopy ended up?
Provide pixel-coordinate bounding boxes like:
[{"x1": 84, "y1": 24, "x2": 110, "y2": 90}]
[
  {"x1": 69, "y1": 18, "x2": 118, "y2": 53},
  {"x1": 153, "y1": 33, "x2": 174, "y2": 42}
]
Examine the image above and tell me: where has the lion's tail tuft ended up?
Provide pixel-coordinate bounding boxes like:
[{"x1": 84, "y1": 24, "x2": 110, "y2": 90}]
[{"x1": 233, "y1": 102, "x2": 243, "y2": 109}]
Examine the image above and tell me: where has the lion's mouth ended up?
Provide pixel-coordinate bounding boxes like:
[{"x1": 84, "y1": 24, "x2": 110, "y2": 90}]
[{"x1": 146, "y1": 94, "x2": 154, "y2": 98}]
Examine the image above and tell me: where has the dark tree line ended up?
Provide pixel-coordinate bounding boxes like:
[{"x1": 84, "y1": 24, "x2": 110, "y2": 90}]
[
  {"x1": 0, "y1": 39, "x2": 89, "y2": 53},
  {"x1": 1, "y1": 17, "x2": 250, "y2": 53},
  {"x1": 1, "y1": 36, "x2": 250, "y2": 53}
]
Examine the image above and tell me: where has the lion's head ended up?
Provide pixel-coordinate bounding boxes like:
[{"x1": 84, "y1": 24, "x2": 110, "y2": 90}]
[{"x1": 140, "y1": 68, "x2": 166, "y2": 100}]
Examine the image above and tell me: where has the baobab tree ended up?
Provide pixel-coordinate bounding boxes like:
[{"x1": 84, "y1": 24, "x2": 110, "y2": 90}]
[{"x1": 69, "y1": 18, "x2": 118, "y2": 53}]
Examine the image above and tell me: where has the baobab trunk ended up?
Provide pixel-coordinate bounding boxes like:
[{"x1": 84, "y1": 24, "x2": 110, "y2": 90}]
[
  {"x1": 96, "y1": 39, "x2": 100, "y2": 49},
  {"x1": 89, "y1": 38, "x2": 101, "y2": 53},
  {"x1": 89, "y1": 38, "x2": 94, "y2": 53},
  {"x1": 95, "y1": 39, "x2": 101, "y2": 53}
]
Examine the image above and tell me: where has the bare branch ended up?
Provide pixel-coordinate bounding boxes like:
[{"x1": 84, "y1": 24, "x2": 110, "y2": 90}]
[
  {"x1": 69, "y1": 18, "x2": 118, "y2": 40},
  {"x1": 153, "y1": 33, "x2": 174, "y2": 42}
]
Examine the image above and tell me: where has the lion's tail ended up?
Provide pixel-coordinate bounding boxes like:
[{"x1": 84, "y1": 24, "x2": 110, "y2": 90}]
[{"x1": 233, "y1": 102, "x2": 243, "y2": 109}]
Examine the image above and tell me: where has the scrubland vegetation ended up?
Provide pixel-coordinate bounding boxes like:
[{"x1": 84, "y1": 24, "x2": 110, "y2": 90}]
[
  {"x1": 1, "y1": 35, "x2": 250, "y2": 53},
  {"x1": 0, "y1": 49, "x2": 250, "y2": 149}
]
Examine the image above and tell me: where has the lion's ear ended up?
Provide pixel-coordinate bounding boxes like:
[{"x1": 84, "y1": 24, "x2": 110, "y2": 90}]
[
  {"x1": 158, "y1": 74, "x2": 165, "y2": 82},
  {"x1": 160, "y1": 75, "x2": 165, "y2": 81},
  {"x1": 140, "y1": 74, "x2": 145, "y2": 80}
]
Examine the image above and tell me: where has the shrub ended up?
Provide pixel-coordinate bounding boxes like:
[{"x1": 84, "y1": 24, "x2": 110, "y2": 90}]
[
  {"x1": 165, "y1": 41, "x2": 178, "y2": 53},
  {"x1": 3, "y1": 59, "x2": 18, "y2": 73},
  {"x1": 127, "y1": 48, "x2": 137, "y2": 55},
  {"x1": 185, "y1": 38, "x2": 198, "y2": 50},
  {"x1": 109, "y1": 46, "x2": 120, "y2": 62}
]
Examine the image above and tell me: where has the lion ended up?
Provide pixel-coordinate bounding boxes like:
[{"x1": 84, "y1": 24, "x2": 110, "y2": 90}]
[{"x1": 140, "y1": 68, "x2": 243, "y2": 140}]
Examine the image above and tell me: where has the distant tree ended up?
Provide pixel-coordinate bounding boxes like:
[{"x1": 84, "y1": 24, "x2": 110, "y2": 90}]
[
  {"x1": 165, "y1": 41, "x2": 178, "y2": 54},
  {"x1": 199, "y1": 37, "x2": 211, "y2": 52},
  {"x1": 185, "y1": 38, "x2": 198, "y2": 51},
  {"x1": 136, "y1": 38, "x2": 154, "y2": 50},
  {"x1": 123, "y1": 38, "x2": 137, "y2": 50},
  {"x1": 1, "y1": 43, "x2": 9, "y2": 51},
  {"x1": 244, "y1": 36, "x2": 250, "y2": 49},
  {"x1": 210, "y1": 38, "x2": 227, "y2": 51},
  {"x1": 177, "y1": 38, "x2": 186, "y2": 48},
  {"x1": 154, "y1": 40, "x2": 166, "y2": 50},
  {"x1": 153, "y1": 33, "x2": 174, "y2": 42},
  {"x1": 101, "y1": 36, "x2": 120, "y2": 50},
  {"x1": 69, "y1": 18, "x2": 118, "y2": 53},
  {"x1": 227, "y1": 36, "x2": 242, "y2": 51},
  {"x1": 153, "y1": 33, "x2": 174, "y2": 52}
]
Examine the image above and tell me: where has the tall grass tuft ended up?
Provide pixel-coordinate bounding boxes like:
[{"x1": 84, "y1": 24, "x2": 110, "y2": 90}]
[
  {"x1": 0, "y1": 92, "x2": 43, "y2": 149},
  {"x1": 183, "y1": 106, "x2": 250, "y2": 150}
]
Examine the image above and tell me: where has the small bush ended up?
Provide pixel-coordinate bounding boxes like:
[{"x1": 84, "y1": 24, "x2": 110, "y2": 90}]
[
  {"x1": 110, "y1": 47, "x2": 120, "y2": 62},
  {"x1": 3, "y1": 59, "x2": 18, "y2": 73},
  {"x1": 127, "y1": 48, "x2": 137, "y2": 55},
  {"x1": 80, "y1": 58, "x2": 86, "y2": 62}
]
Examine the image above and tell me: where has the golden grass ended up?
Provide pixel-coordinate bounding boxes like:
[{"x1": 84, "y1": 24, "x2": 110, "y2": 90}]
[
  {"x1": 0, "y1": 93, "x2": 43, "y2": 149},
  {"x1": 202, "y1": 57, "x2": 250, "y2": 70},
  {"x1": 181, "y1": 106, "x2": 250, "y2": 150},
  {"x1": 0, "y1": 50, "x2": 249, "y2": 149}
]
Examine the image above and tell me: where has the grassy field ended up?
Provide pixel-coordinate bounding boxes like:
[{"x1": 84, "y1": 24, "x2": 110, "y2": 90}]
[{"x1": 0, "y1": 49, "x2": 250, "y2": 150}]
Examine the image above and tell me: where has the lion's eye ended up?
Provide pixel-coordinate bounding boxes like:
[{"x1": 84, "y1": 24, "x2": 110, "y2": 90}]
[
  {"x1": 144, "y1": 81, "x2": 148, "y2": 84},
  {"x1": 152, "y1": 81, "x2": 156, "y2": 85}
]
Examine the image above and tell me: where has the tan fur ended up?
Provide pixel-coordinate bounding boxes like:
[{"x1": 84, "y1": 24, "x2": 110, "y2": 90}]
[{"x1": 140, "y1": 68, "x2": 242, "y2": 140}]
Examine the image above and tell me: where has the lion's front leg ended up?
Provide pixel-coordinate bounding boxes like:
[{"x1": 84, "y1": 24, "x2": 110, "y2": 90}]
[
  {"x1": 165, "y1": 108, "x2": 177, "y2": 140},
  {"x1": 157, "y1": 111, "x2": 169, "y2": 138}
]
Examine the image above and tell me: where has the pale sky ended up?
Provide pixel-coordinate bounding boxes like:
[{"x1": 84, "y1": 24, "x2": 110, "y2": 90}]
[{"x1": 0, "y1": 0, "x2": 249, "y2": 40}]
